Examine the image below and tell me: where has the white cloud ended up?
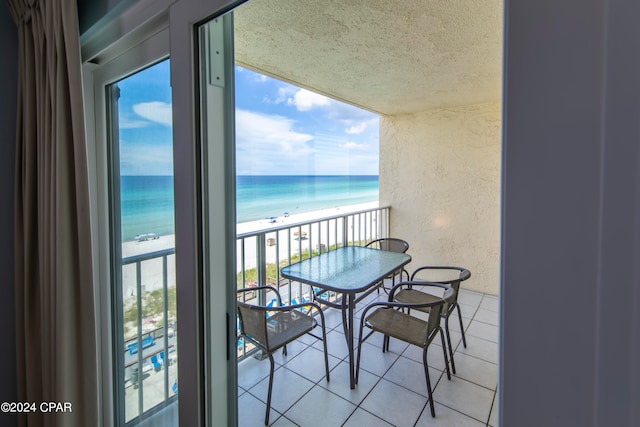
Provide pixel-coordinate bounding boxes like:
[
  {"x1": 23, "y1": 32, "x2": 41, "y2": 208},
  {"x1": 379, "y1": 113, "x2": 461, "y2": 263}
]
[
  {"x1": 133, "y1": 101, "x2": 172, "y2": 126},
  {"x1": 263, "y1": 86, "x2": 296, "y2": 105},
  {"x1": 345, "y1": 122, "x2": 367, "y2": 134},
  {"x1": 236, "y1": 110, "x2": 318, "y2": 174},
  {"x1": 287, "y1": 89, "x2": 330, "y2": 111},
  {"x1": 340, "y1": 141, "x2": 370, "y2": 151},
  {"x1": 118, "y1": 117, "x2": 150, "y2": 129},
  {"x1": 310, "y1": 139, "x2": 378, "y2": 175},
  {"x1": 236, "y1": 110, "x2": 314, "y2": 152},
  {"x1": 119, "y1": 140, "x2": 173, "y2": 175},
  {"x1": 237, "y1": 110, "x2": 312, "y2": 141}
]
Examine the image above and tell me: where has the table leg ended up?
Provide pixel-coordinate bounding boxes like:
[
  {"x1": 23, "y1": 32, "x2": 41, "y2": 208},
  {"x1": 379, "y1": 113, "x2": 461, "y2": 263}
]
[
  {"x1": 340, "y1": 294, "x2": 349, "y2": 338},
  {"x1": 345, "y1": 293, "x2": 356, "y2": 389}
]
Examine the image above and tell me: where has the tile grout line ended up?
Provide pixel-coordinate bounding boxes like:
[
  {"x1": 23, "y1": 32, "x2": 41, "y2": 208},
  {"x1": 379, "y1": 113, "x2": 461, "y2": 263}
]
[{"x1": 239, "y1": 293, "x2": 498, "y2": 426}]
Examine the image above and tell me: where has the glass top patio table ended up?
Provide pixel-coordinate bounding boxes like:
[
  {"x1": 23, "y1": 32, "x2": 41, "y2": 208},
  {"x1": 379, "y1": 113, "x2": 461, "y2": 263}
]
[
  {"x1": 280, "y1": 246, "x2": 412, "y2": 389},
  {"x1": 280, "y1": 246, "x2": 411, "y2": 294}
]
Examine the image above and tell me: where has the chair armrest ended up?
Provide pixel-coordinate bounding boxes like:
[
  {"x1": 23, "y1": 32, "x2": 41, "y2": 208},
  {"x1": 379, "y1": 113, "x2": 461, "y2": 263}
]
[
  {"x1": 237, "y1": 285, "x2": 283, "y2": 306},
  {"x1": 387, "y1": 281, "x2": 453, "y2": 302},
  {"x1": 410, "y1": 266, "x2": 471, "y2": 284},
  {"x1": 267, "y1": 301, "x2": 325, "y2": 321},
  {"x1": 360, "y1": 295, "x2": 448, "y2": 321}
]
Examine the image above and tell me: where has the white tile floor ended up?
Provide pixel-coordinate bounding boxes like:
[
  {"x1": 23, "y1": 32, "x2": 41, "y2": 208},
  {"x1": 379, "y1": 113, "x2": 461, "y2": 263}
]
[{"x1": 238, "y1": 289, "x2": 499, "y2": 426}]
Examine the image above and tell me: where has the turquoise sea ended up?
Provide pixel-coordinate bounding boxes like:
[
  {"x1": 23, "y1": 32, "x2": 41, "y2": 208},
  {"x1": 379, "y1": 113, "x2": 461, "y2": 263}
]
[
  {"x1": 120, "y1": 176, "x2": 175, "y2": 242},
  {"x1": 120, "y1": 175, "x2": 379, "y2": 241}
]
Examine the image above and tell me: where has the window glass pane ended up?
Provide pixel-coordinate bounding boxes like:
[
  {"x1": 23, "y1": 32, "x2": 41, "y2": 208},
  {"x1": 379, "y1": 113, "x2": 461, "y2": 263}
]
[
  {"x1": 233, "y1": 68, "x2": 382, "y2": 360},
  {"x1": 108, "y1": 58, "x2": 178, "y2": 424},
  {"x1": 234, "y1": 66, "x2": 380, "y2": 225}
]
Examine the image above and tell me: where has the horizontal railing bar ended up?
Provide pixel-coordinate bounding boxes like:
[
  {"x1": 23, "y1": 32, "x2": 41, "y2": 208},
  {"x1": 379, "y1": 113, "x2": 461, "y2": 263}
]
[
  {"x1": 236, "y1": 205, "x2": 390, "y2": 239},
  {"x1": 123, "y1": 248, "x2": 176, "y2": 265}
]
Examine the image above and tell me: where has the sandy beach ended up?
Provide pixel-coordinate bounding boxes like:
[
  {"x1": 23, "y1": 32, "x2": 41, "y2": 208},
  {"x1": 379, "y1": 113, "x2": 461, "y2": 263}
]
[
  {"x1": 121, "y1": 201, "x2": 381, "y2": 295},
  {"x1": 122, "y1": 201, "x2": 378, "y2": 256},
  {"x1": 236, "y1": 201, "x2": 380, "y2": 270},
  {"x1": 235, "y1": 201, "x2": 379, "y2": 236}
]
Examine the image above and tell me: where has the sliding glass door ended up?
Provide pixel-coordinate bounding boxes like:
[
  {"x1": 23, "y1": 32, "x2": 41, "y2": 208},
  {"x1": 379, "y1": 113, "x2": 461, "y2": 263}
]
[
  {"x1": 86, "y1": 2, "x2": 240, "y2": 424},
  {"x1": 89, "y1": 24, "x2": 179, "y2": 425},
  {"x1": 195, "y1": 13, "x2": 238, "y2": 426},
  {"x1": 106, "y1": 59, "x2": 178, "y2": 424}
]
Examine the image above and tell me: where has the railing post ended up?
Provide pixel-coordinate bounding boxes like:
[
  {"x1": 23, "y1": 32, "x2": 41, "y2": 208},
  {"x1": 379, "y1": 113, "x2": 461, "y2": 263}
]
[
  {"x1": 384, "y1": 207, "x2": 390, "y2": 237},
  {"x1": 342, "y1": 215, "x2": 349, "y2": 247},
  {"x1": 256, "y1": 233, "x2": 267, "y2": 305},
  {"x1": 136, "y1": 260, "x2": 143, "y2": 419},
  {"x1": 162, "y1": 254, "x2": 169, "y2": 400}
]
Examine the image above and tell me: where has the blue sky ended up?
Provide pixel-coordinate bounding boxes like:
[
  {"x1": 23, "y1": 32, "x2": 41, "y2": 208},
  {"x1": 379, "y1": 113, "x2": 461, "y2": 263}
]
[
  {"x1": 234, "y1": 66, "x2": 379, "y2": 176},
  {"x1": 117, "y1": 59, "x2": 173, "y2": 176},
  {"x1": 116, "y1": 60, "x2": 379, "y2": 176}
]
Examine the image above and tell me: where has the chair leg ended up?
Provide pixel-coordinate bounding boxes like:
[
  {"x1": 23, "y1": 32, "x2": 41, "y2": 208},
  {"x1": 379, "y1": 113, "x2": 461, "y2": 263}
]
[
  {"x1": 265, "y1": 354, "x2": 275, "y2": 425},
  {"x1": 320, "y1": 320, "x2": 330, "y2": 382},
  {"x1": 439, "y1": 329, "x2": 451, "y2": 380},
  {"x1": 444, "y1": 316, "x2": 456, "y2": 374},
  {"x1": 422, "y1": 347, "x2": 436, "y2": 417},
  {"x1": 456, "y1": 304, "x2": 467, "y2": 348},
  {"x1": 355, "y1": 320, "x2": 367, "y2": 385}
]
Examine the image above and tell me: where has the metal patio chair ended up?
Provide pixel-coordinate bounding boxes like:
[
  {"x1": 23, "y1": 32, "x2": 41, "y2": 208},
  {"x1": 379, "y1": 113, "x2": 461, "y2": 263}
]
[
  {"x1": 356, "y1": 282, "x2": 453, "y2": 417},
  {"x1": 391, "y1": 266, "x2": 471, "y2": 374},
  {"x1": 365, "y1": 238, "x2": 411, "y2": 291},
  {"x1": 365, "y1": 237, "x2": 410, "y2": 254},
  {"x1": 237, "y1": 285, "x2": 330, "y2": 425}
]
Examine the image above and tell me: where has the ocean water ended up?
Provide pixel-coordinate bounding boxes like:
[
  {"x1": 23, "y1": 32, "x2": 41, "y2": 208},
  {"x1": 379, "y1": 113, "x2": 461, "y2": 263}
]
[
  {"x1": 120, "y1": 175, "x2": 379, "y2": 241},
  {"x1": 236, "y1": 175, "x2": 379, "y2": 223},
  {"x1": 120, "y1": 176, "x2": 175, "y2": 242}
]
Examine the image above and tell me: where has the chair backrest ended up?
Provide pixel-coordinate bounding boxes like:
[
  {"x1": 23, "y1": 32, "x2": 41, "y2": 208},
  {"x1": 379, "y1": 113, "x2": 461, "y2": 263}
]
[
  {"x1": 237, "y1": 301, "x2": 269, "y2": 349},
  {"x1": 425, "y1": 286, "x2": 454, "y2": 339},
  {"x1": 411, "y1": 266, "x2": 470, "y2": 315},
  {"x1": 441, "y1": 276, "x2": 462, "y2": 316},
  {"x1": 365, "y1": 237, "x2": 409, "y2": 253}
]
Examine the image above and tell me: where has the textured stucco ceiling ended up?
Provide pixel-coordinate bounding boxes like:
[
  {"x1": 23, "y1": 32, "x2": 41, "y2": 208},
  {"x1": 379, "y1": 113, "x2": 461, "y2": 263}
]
[{"x1": 234, "y1": 0, "x2": 503, "y2": 115}]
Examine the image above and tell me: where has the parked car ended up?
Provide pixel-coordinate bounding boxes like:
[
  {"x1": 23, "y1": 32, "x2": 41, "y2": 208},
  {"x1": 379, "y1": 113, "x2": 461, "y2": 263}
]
[{"x1": 135, "y1": 233, "x2": 160, "y2": 242}]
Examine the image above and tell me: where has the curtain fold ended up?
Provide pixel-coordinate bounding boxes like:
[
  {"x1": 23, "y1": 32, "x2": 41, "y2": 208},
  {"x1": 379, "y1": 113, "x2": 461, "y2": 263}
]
[{"x1": 8, "y1": 0, "x2": 98, "y2": 426}]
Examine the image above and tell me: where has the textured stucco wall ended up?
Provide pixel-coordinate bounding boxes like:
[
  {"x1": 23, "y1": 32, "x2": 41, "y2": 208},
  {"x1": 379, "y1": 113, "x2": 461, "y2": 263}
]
[
  {"x1": 380, "y1": 101, "x2": 501, "y2": 295},
  {"x1": 234, "y1": 0, "x2": 502, "y2": 115}
]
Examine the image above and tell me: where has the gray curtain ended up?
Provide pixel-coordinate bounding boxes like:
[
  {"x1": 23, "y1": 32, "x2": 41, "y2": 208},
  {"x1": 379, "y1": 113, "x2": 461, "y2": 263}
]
[{"x1": 7, "y1": 0, "x2": 98, "y2": 426}]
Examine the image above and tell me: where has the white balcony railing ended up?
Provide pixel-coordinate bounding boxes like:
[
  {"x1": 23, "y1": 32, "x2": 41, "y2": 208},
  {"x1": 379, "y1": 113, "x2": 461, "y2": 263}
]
[
  {"x1": 121, "y1": 248, "x2": 177, "y2": 424},
  {"x1": 235, "y1": 205, "x2": 391, "y2": 358},
  {"x1": 118, "y1": 205, "x2": 390, "y2": 419}
]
